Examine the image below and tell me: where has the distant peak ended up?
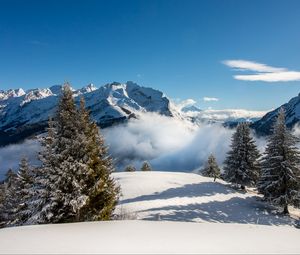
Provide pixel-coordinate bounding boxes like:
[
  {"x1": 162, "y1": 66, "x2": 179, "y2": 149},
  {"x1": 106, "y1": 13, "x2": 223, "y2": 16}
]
[
  {"x1": 0, "y1": 88, "x2": 25, "y2": 100},
  {"x1": 82, "y1": 83, "x2": 97, "y2": 92}
]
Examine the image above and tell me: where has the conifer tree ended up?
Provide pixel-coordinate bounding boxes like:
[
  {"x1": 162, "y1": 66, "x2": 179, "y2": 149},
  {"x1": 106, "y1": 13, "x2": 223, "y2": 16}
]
[
  {"x1": 76, "y1": 97, "x2": 120, "y2": 221},
  {"x1": 223, "y1": 122, "x2": 261, "y2": 189},
  {"x1": 0, "y1": 181, "x2": 4, "y2": 227},
  {"x1": 29, "y1": 84, "x2": 119, "y2": 224},
  {"x1": 201, "y1": 154, "x2": 221, "y2": 181},
  {"x1": 125, "y1": 165, "x2": 136, "y2": 172},
  {"x1": 12, "y1": 158, "x2": 34, "y2": 226},
  {"x1": 258, "y1": 108, "x2": 300, "y2": 214},
  {"x1": 0, "y1": 169, "x2": 18, "y2": 226},
  {"x1": 141, "y1": 161, "x2": 151, "y2": 171}
]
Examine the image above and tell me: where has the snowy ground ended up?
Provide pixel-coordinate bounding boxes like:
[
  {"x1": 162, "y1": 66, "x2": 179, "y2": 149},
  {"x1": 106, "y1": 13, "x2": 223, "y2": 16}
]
[
  {"x1": 1, "y1": 220, "x2": 300, "y2": 254},
  {"x1": 1, "y1": 171, "x2": 300, "y2": 254},
  {"x1": 114, "y1": 171, "x2": 296, "y2": 226}
]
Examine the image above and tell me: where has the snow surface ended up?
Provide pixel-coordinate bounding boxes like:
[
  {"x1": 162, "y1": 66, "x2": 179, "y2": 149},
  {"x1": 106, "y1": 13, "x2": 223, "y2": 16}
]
[
  {"x1": 1, "y1": 220, "x2": 300, "y2": 254},
  {"x1": 1, "y1": 171, "x2": 299, "y2": 254},
  {"x1": 114, "y1": 172, "x2": 295, "y2": 225}
]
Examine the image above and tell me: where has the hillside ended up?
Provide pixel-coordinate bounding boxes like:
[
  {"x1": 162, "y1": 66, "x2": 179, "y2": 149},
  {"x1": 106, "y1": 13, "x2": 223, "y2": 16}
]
[
  {"x1": 1, "y1": 171, "x2": 299, "y2": 254},
  {"x1": 114, "y1": 171, "x2": 295, "y2": 225}
]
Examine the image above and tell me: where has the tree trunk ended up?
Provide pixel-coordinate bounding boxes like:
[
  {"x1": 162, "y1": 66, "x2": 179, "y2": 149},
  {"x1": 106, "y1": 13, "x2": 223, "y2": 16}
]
[
  {"x1": 283, "y1": 204, "x2": 289, "y2": 215},
  {"x1": 214, "y1": 176, "x2": 216, "y2": 182}
]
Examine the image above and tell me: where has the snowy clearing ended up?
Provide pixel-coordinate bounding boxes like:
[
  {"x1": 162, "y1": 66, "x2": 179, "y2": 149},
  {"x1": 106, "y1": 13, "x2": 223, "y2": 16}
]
[
  {"x1": 1, "y1": 220, "x2": 300, "y2": 254},
  {"x1": 1, "y1": 171, "x2": 300, "y2": 254},
  {"x1": 114, "y1": 171, "x2": 296, "y2": 225}
]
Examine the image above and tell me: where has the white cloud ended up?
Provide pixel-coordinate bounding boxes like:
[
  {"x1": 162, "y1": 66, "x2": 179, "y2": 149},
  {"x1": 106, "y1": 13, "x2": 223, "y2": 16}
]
[
  {"x1": 173, "y1": 98, "x2": 197, "y2": 110},
  {"x1": 197, "y1": 109, "x2": 267, "y2": 121},
  {"x1": 223, "y1": 60, "x2": 286, "y2": 73},
  {"x1": 223, "y1": 59, "x2": 300, "y2": 82},
  {"x1": 0, "y1": 112, "x2": 269, "y2": 178},
  {"x1": 0, "y1": 139, "x2": 41, "y2": 180},
  {"x1": 203, "y1": 97, "x2": 219, "y2": 102},
  {"x1": 234, "y1": 71, "x2": 300, "y2": 82},
  {"x1": 102, "y1": 112, "x2": 233, "y2": 171}
]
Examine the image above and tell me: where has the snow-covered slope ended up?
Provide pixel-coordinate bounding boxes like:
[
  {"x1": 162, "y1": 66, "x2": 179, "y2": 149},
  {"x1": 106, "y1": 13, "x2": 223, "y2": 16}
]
[
  {"x1": 1, "y1": 220, "x2": 300, "y2": 254},
  {"x1": 0, "y1": 81, "x2": 174, "y2": 146},
  {"x1": 253, "y1": 93, "x2": 300, "y2": 135},
  {"x1": 114, "y1": 171, "x2": 295, "y2": 225},
  {"x1": 1, "y1": 171, "x2": 299, "y2": 254}
]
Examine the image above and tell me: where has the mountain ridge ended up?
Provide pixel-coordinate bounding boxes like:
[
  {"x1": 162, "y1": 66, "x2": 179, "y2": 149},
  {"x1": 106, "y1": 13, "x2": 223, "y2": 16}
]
[{"x1": 0, "y1": 81, "x2": 174, "y2": 146}]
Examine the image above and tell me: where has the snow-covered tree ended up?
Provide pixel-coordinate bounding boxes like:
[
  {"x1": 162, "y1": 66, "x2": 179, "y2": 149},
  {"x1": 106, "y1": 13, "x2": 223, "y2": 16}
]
[
  {"x1": 125, "y1": 165, "x2": 136, "y2": 172},
  {"x1": 223, "y1": 122, "x2": 261, "y2": 189},
  {"x1": 258, "y1": 108, "x2": 300, "y2": 214},
  {"x1": 0, "y1": 169, "x2": 18, "y2": 226},
  {"x1": 29, "y1": 85, "x2": 120, "y2": 224},
  {"x1": 12, "y1": 158, "x2": 35, "y2": 226},
  {"x1": 141, "y1": 161, "x2": 151, "y2": 171},
  {"x1": 76, "y1": 97, "x2": 120, "y2": 221},
  {"x1": 201, "y1": 154, "x2": 221, "y2": 181},
  {"x1": 0, "y1": 180, "x2": 6, "y2": 227}
]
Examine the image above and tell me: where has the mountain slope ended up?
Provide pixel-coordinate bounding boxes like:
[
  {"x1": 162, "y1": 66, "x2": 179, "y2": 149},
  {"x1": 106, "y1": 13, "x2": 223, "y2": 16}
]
[
  {"x1": 0, "y1": 81, "x2": 173, "y2": 146},
  {"x1": 252, "y1": 93, "x2": 300, "y2": 135}
]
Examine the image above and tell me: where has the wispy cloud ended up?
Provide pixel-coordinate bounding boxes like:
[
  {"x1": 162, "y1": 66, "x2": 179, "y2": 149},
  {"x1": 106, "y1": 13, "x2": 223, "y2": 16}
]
[
  {"x1": 176, "y1": 98, "x2": 197, "y2": 109},
  {"x1": 223, "y1": 59, "x2": 300, "y2": 82},
  {"x1": 203, "y1": 97, "x2": 219, "y2": 102}
]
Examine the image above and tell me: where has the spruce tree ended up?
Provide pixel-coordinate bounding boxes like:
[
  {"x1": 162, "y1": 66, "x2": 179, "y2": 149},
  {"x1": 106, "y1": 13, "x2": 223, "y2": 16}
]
[
  {"x1": 125, "y1": 165, "x2": 136, "y2": 172},
  {"x1": 258, "y1": 108, "x2": 300, "y2": 214},
  {"x1": 29, "y1": 85, "x2": 119, "y2": 224},
  {"x1": 0, "y1": 181, "x2": 4, "y2": 227},
  {"x1": 12, "y1": 158, "x2": 34, "y2": 226},
  {"x1": 76, "y1": 97, "x2": 120, "y2": 221},
  {"x1": 141, "y1": 161, "x2": 151, "y2": 171},
  {"x1": 0, "y1": 169, "x2": 18, "y2": 226},
  {"x1": 201, "y1": 154, "x2": 221, "y2": 181},
  {"x1": 223, "y1": 122, "x2": 261, "y2": 189}
]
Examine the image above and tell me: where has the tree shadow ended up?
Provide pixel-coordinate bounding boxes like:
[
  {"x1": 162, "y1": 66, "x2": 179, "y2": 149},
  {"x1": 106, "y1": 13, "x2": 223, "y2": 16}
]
[
  {"x1": 120, "y1": 181, "x2": 234, "y2": 205},
  {"x1": 139, "y1": 196, "x2": 294, "y2": 226}
]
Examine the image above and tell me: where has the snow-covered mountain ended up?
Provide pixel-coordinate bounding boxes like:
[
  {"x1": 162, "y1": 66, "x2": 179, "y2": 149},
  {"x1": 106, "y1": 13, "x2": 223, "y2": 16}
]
[
  {"x1": 252, "y1": 93, "x2": 300, "y2": 135},
  {"x1": 0, "y1": 81, "x2": 173, "y2": 146}
]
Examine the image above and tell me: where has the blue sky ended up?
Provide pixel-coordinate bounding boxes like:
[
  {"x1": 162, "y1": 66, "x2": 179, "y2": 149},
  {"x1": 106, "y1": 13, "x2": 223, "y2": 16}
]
[{"x1": 1, "y1": 0, "x2": 300, "y2": 110}]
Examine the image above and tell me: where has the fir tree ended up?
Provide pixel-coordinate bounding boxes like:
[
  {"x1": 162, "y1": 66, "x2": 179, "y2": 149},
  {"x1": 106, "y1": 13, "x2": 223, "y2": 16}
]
[
  {"x1": 29, "y1": 85, "x2": 119, "y2": 224},
  {"x1": 12, "y1": 158, "x2": 34, "y2": 226},
  {"x1": 0, "y1": 169, "x2": 18, "y2": 226},
  {"x1": 125, "y1": 165, "x2": 136, "y2": 172},
  {"x1": 258, "y1": 108, "x2": 300, "y2": 214},
  {"x1": 76, "y1": 97, "x2": 120, "y2": 221},
  {"x1": 223, "y1": 122, "x2": 261, "y2": 189},
  {"x1": 0, "y1": 180, "x2": 6, "y2": 227},
  {"x1": 201, "y1": 154, "x2": 221, "y2": 181},
  {"x1": 141, "y1": 161, "x2": 151, "y2": 171}
]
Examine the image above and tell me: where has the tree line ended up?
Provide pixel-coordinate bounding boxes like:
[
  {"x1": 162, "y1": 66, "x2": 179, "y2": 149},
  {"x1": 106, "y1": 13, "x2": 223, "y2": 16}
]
[{"x1": 201, "y1": 108, "x2": 300, "y2": 215}]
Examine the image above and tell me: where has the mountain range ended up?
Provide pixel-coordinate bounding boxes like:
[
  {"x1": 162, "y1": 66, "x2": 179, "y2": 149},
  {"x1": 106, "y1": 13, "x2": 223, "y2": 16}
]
[
  {"x1": 0, "y1": 81, "x2": 299, "y2": 146},
  {"x1": 0, "y1": 81, "x2": 174, "y2": 146}
]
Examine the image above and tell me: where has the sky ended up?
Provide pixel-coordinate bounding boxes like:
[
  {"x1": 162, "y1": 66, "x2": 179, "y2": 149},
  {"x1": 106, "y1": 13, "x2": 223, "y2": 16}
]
[{"x1": 1, "y1": 0, "x2": 300, "y2": 110}]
